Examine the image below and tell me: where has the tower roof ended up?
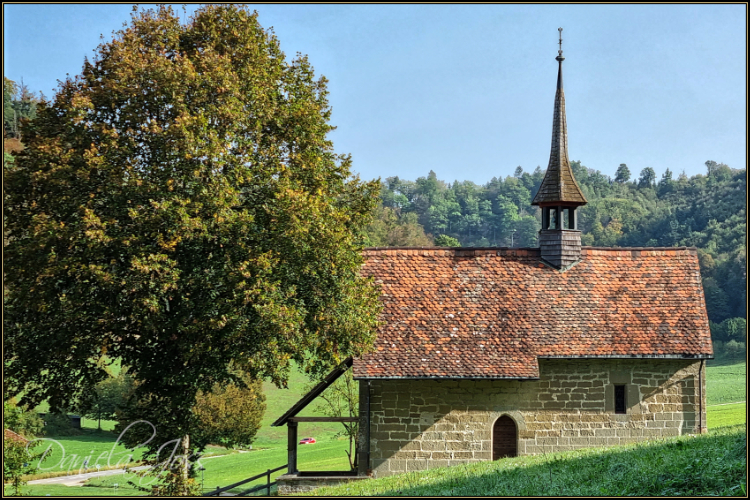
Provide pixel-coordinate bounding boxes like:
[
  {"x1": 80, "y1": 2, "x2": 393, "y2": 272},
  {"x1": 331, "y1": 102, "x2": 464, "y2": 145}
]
[{"x1": 532, "y1": 29, "x2": 587, "y2": 207}]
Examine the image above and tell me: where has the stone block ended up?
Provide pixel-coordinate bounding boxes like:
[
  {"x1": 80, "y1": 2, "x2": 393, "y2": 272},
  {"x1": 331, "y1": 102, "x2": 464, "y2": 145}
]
[
  {"x1": 543, "y1": 401, "x2": 566, "y2": 410},
  {"x1": 444, "y1": 431, "x2": 465, "y2": 441},
  {"x1": 570, "y1": 437, "x2": 593, "y2": 447},
  {"x1": 379, "y1": 423, "x2": 406, "y2": 432},
  {"x1": 407, "y1": 460, "x2": 430, "y2": 471},
  {"x1": 421, "y1": 431, "x2": 442, "y2": 441},
  {"x1": 378, "y1": 440, "x2": 403, "y2": 454},
  {"x1": 430, "y1": 460, "x2": 450, "y2": 469},
  {"x1": 388, "y1": 460, "x2": 406, "y2": 472},
  {"x1": 389, "y1": 431, "x2": 411, "y2": 440},
  {"x1": 421, "y1": 440, "x2": 446, "y2": 452},
  {"x1": 447, "y1": 441, "x2": 471, "y2": 451},
  {"x1": 400, "y1": 440, "x2": 421, "y2": 451}
]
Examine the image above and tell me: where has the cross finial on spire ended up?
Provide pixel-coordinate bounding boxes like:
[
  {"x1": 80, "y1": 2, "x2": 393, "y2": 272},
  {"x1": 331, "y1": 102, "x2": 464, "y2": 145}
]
[{"x1": 557, "y1": 27, "x2": 564, "y2": 61}]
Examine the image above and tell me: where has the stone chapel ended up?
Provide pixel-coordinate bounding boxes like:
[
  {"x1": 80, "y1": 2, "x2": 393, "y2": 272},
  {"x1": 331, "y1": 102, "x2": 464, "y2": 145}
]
[{"x1": 274, "y1": 30, "x2": 713, "y2": 482}]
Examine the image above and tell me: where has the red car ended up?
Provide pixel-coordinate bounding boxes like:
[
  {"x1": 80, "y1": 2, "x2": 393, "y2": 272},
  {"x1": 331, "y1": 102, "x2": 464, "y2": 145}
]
[{"x1": 299, "y1": 437, "x2": 316, "y2": 445}]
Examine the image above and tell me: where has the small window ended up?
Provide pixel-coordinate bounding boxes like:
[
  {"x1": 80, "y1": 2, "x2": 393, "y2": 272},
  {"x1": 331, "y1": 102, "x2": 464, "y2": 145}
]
[{"x1": 614, "y1": 385, "x2": 626, "y2": 414}]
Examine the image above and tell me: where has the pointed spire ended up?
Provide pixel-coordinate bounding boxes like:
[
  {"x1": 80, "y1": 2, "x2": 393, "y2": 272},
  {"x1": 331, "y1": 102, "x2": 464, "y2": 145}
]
[{"x1": 531, "y1": 28, "x2": 587, "y2": 207}]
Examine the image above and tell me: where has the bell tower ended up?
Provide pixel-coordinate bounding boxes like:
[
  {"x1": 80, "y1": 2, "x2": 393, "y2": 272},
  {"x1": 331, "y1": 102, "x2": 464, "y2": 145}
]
[{"x1": 531, "y1": 28, "x2": 587, "y2": 269}]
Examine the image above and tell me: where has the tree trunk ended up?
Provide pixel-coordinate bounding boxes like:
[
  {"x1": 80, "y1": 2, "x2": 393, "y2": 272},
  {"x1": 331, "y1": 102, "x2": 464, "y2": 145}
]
[{"x1": 181, "y1": 434, "x2": 190, "y2": 495}]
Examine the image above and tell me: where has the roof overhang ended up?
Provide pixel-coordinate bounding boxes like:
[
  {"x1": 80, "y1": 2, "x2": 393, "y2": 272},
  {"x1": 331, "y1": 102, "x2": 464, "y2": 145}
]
[
  {"x1": 352, "y1": 375, "x2": 539, "y2": 381},
  {"x1": 538, "y1": 354, "x2": 713, "y2": 360},
  {"x1": 271, "y1": 357, "x2": 353, "y2": 427}
]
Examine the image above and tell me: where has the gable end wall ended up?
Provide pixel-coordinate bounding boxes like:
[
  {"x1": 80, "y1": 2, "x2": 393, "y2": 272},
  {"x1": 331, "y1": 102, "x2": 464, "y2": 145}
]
[{"x1": 360, "y1": 359, "x2": 705, "y2": 477}]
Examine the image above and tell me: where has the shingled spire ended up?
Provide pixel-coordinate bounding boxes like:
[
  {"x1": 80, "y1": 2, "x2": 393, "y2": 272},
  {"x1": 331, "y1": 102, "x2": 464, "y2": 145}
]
[
  {"x1": 534, "y1": 29, "x2": 587, "y2": 270},
  {"x1": 532, "y1": 28, "x2": 587, "y2": 207}
]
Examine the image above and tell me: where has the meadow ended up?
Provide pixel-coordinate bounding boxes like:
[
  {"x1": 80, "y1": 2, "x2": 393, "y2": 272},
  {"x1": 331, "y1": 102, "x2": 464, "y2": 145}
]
[{"x1": 706, "y1": 359, "x2": 746, "y2": 405}]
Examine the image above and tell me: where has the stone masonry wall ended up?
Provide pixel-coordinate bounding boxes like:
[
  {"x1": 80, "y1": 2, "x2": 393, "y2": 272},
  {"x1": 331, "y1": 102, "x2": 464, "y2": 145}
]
[{"x1": 361, "y1": 359, "x2": 706, "y2": 477}]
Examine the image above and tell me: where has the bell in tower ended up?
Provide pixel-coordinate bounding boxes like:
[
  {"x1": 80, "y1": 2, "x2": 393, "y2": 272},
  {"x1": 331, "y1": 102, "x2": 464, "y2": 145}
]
[{"x1": 531, "y1": 28, "x2": 587, "y2": 270}]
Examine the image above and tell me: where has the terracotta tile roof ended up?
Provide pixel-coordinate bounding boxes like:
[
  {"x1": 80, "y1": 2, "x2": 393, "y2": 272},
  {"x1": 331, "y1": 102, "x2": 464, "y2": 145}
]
[
  {"x1": 352, "y1": 247, "x2": 712, "y2": 379},
  {"x1": 4, "y1": 428, "x2": 29, "y2": 443}
]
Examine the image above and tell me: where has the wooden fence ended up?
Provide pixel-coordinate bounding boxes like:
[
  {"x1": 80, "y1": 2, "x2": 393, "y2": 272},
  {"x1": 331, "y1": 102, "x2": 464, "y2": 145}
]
[{"x1": 202, "y1": 464, "x2": 287, "y2": 497}]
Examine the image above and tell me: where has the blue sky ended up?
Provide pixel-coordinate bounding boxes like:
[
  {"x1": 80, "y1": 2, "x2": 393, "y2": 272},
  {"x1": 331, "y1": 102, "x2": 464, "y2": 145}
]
[{"x1": 3, "y1": 4, "x2": 746, "y2": 183}]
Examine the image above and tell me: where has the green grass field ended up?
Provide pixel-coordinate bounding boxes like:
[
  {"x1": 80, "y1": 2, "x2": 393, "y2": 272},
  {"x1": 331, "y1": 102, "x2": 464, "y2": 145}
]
[
  {"x1": 18, "y1": 363, "x2": 354, "y2": 496},
  {"x1": 10, "y1": 484, "x2": 143, "y2": 497},
  {"x1": 707, "y1": 402, "x2": 746, "y2": 429},
  {"x1": 706, "y1": 361, "x2": 746, "y2": 405},
  {"x1": 306, "y1": 425, "x2": 747, "y2": 496},
  {"x1": 26, "y1": 430, "x2": 146, "y2": 474},
  {"x1": 84, "y1": 438, "x2": 351, "y2": 494}
]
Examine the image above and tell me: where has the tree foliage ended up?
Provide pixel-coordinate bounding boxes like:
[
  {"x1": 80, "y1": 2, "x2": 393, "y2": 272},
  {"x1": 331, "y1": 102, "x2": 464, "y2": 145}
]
[
  {"x1": 79, "y1": 367, "x2": 136, "y2": 430},
  {"x1": 615, "y1": 163, "x2": 631, "y2": 183},
  {"x1": 3, "y1": 4, "x2": 381, "y2": 480},
  {"x1": 193, "y1": 374, "x2": 266, "y2": 449},
  {"x1": 3, "y1": 436, "x2": 47, "y2": 496},
  {"x1": 434, "y1": 234, "x2": 460, "y2": 247},
  {"x1": 3, "y1": 400, "x2": 44, "y2": 438},
  {"x1": 363, "y1": 206, "x2": 433, "y2": 247},
  {"x1": 3, "y1": 77, "x2": 40, "y2": 141}
]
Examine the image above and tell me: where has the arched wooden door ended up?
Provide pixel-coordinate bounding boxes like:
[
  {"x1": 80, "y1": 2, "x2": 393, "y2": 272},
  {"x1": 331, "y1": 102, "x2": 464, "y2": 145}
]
[{"x1": 492, "y1": 415, "x2": 517, "y2": 460}]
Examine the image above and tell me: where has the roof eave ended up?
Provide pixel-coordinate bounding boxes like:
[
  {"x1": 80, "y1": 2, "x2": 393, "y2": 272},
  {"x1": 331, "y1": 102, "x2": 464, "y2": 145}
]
[
  {"x1": 271, "y1": 357, "x2": 353, "y2": 427},
  {"x1": 352, "y1": 375, "x2": 540, "y2": 381},
  {"x1": 538, "y1": 354, "x2": 713, "y2": 360}
]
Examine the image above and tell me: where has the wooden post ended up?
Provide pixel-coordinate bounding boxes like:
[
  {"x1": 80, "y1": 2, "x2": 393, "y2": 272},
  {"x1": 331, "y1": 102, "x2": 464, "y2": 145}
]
[
  {"x1": 287, "y1": 421, "x2": 298, "y2": 474},
  {"x1": 266, "y1": 469, "x2": 271, "y2": 495}
]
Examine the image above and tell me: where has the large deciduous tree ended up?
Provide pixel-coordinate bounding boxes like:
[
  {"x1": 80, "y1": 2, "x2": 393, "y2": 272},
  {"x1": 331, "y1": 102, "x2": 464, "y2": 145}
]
[{"x1": 3, "y1": 4, "x2": 381, "y2": 490}]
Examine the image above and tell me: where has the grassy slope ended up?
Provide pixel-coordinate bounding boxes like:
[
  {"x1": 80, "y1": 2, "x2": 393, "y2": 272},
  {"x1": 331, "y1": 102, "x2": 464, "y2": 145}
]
[
  {"x1": 307, "y1": 425, "x2": 747, "y2": 496},
  {"x1": 254, "y1": 365, "x2": 350, "y2": 449}
]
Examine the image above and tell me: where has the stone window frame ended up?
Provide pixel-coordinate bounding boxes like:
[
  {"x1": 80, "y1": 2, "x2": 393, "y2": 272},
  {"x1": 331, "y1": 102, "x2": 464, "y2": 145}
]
[
  {"x1": 605, "y1": 370, "x2": 639, "y2": 419},
  {"x1": 488, "y1": 411, "x2": 525, "y2": 459}
]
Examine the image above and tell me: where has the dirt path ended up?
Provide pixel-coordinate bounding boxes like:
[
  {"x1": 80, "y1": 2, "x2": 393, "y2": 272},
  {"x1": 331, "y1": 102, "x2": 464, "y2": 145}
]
[{"x1": 27, "y1": 452, "x2": 232, "y2": 487}]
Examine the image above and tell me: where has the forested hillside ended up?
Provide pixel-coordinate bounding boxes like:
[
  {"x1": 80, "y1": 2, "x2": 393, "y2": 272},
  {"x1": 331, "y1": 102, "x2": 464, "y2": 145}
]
[{"x1": 364, "y1": 162, "x2": 746, "y2": 355}]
